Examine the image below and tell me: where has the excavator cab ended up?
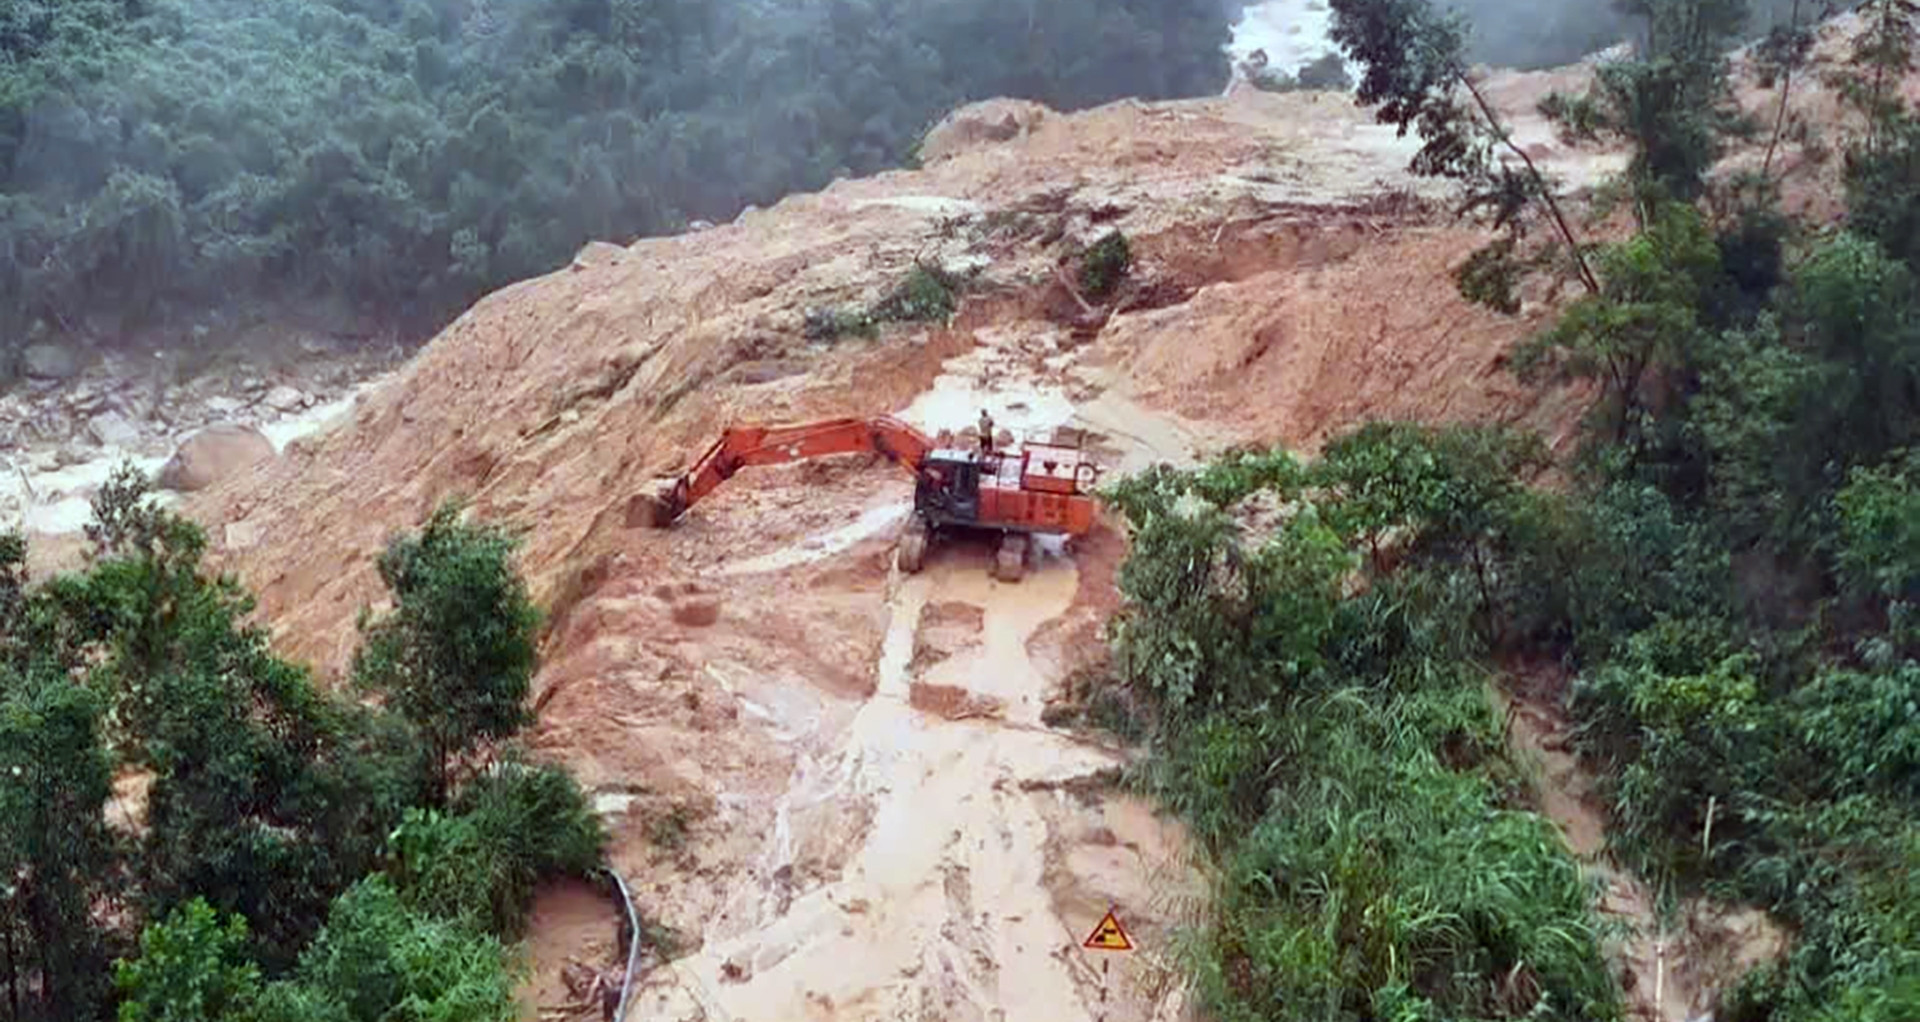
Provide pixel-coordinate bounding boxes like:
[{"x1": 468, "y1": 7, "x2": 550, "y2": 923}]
[{"x1": 914, "y1": 451, "x2": 984, "y2": 524}]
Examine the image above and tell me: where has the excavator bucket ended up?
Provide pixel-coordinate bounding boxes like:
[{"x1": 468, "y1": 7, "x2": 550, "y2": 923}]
[{"x1": 625, "y1": 479, "x2": 688, "y2": 528}]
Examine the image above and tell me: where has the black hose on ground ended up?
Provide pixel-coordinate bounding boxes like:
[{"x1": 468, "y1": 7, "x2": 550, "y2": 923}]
[{"x1": 602, "y1": 866, "x2": 645, "y2": 1022}]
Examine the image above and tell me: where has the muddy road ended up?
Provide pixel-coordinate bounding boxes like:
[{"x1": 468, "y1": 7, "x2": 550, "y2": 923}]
[{"x1": 641, "y1": 554, "x2": 1162, "y2": 1021}]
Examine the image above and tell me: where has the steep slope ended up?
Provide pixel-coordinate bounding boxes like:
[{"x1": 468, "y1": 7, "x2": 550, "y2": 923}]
[{"x1": 177, "y1": 86, "x2": 1620, "y2": 1021}]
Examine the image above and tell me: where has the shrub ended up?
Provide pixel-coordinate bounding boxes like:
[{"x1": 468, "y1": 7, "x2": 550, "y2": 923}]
[
  {"x1": 1079, "y1": 230, "x2": 1132, "y2": 300},
  {"x1": 385, "y1": 759, "x2": 605, "y2": 937},
  {"x1": 872, "y1": 264, "x2": 959, "y2": 324}
]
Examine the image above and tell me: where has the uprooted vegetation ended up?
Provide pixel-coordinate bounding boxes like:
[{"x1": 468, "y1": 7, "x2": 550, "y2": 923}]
[
  {"x1": 0, "y1": 471, "x2": 607, "y2": 1021},
  {"x1": 1078, "y1": 230, "x2": 1135, "y2": 301},
  {"x1": 804, "y1": 262, "x2": 966, "y2": 342}
]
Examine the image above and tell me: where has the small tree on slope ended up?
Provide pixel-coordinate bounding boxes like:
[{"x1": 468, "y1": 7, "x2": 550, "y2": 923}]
[{"x1": 355, "y1": 499, "x2": 540, "y2": 807}]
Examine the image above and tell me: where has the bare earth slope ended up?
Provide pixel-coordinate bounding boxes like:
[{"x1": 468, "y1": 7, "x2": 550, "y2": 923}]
[{"x1": 181, "y1": 85, "x2": 1626, "y2": 1022}]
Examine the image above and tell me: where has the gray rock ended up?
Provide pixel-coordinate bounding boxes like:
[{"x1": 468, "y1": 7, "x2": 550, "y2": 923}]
[
  {"x1": 20, "y1": 343, "x2": 81, "y2": 381},
  {"x1": 262, "y1": 385, "x2": 306, "y2": 412},
  {"x1": 87, "y1": 410, "x2": 141, "y2": 448},
  {"x1": 223, "y1": 519, "x2": 264, "y2": 550},
  {"x1": 157, "y1": 424, "x2": 276, "y2": 493}
]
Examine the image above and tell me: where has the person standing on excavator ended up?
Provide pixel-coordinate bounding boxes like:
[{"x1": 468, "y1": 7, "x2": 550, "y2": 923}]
[{"x1": 978, "y1": 409, "x2": 995, "y2": 454}]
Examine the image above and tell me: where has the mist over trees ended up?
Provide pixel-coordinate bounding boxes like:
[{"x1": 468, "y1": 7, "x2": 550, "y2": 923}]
[
  {"x1": 1444, "y1": 0, "x2": 1837, "y2": 69},
  {"x1": 0, "y1": 0, "x2": 1231, "y2": 368}
]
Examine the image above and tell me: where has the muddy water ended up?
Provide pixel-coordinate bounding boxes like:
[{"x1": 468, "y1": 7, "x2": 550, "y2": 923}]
[
  {"x1": 1228, "y1": 0, "x2": 1347, "y2": 80},
  {"x1": 666, "y1": 553, "x2": 1139, "y2": 1021}
]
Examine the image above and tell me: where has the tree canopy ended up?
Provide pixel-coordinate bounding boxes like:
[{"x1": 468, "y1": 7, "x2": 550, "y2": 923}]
[
  {"x1": 0, "y1": 479, "x2": 603, "y2": 1021},
  {"x1": 0, "y1": 0, "x2": 1230, "y2": 365}
]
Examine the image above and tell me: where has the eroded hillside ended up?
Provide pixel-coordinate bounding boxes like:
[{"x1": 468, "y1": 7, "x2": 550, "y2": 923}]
[{"x1": 152, "y1": 82, "x2": 1620, "y2": 1021}]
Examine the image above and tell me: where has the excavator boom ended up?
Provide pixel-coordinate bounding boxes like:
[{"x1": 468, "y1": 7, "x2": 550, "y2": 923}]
[{"x1": 639, "y1": 416, "x2": 934, "y2": 526}]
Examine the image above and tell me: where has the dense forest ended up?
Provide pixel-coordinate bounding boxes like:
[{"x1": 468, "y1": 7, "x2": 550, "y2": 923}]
[
  {"x1": 0, "y1": 481, "x2": 603, "y2": 1020},
  {"x1": 1100, "y1": 0, "x2": 1920, "y2": 1019},
  {"x1": 0, "y1": 0, "x2": 1231, "y2": 370}
]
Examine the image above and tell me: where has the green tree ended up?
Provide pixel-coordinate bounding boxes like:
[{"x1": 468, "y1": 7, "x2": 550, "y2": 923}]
[
  {"x1": 1512, "y1": 203, "x2": 1727, "y2": 452},
  {"x1": 384, "y1": 759, "x2": 605, "y2": 937},
  {"x1": 0, "y1": 659, "x2": 116, "y2": 1021},
  {"x1": 71, "y1": 466, "x2": 419, "y2": 969},
  {"x1": 1835, "y1": 449, "x2": 1920, "y2": 649},
  {"x1": 354, "y1": 499, "x2": 540, "y2": 806},
  {"x1": 1329, "y1": 0, "x2": 1600, "y2": 305},
  {"x1": 1540, "y1": 0, "x2": 1755, "y2": 217},
  {"x1": 113, "y1": 899, "x2": 261, "y2": 1022},
  {"x1": 274, "y1": 876, "x2": 520, "y2": 1022}
]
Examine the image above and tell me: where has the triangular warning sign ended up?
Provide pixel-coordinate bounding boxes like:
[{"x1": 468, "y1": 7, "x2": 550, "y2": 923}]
[{"x1": 1082, "y1": 908, "x2": 1134, "y2": 951}]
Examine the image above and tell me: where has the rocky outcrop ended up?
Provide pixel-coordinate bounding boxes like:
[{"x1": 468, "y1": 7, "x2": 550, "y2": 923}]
[
  {"x1": 20, "y1": 343, "x2": 81, "y2": 381},
  {"x1": 915, "y1": 98, "x2": 1049, "y2": 164},
  {"x1": 158, "y1": 424, "x2": 276, "y2": 492}
]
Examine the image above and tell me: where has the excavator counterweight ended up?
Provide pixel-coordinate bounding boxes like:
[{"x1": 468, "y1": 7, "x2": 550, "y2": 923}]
[{"x1": 639, "y1": 414, "x2": 1103, "y2": 579}]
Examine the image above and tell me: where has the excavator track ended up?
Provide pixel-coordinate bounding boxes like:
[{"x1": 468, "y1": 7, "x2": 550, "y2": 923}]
[
  {"x1": 993, "y1": 533, "x2": 1028, "y2": 583},
  {"x1": 897, "y1": 519, "x2": 929, "y2": 574}
]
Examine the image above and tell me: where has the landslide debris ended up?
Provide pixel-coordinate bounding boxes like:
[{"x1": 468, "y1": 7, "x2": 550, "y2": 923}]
[{"x1": 172, "y1": 80, "x2": 1640, "y2": 1021}]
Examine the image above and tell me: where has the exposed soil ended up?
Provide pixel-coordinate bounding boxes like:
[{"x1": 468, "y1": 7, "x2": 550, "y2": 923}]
[{"x1": 519, "y1": 879, "x2": 625, "y2": 1022}]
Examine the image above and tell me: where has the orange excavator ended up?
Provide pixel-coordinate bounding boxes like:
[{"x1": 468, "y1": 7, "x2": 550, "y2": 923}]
[{"x1": 636, "y1": 415, "x2": 1103, "y2": 581}]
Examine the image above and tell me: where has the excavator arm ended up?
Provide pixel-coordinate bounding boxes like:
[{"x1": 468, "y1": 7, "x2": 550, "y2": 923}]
[{"x1": 638, "y1": 416, "x2": 935, "y2": 526}]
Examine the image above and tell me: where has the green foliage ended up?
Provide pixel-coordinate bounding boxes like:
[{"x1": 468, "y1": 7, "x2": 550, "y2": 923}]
[
  {"x1": 1845, "y1": 117, "x2": 1920, "y2": 271},
  {"x1": 1079, "y1": 230, "x2": 1132, "y2": 300},
  {"x1": 870, "y1": 263, "x2": 960, "y2": 325},
  {"x1": 1683, "y1": 233, "x2": 1920, "y2": 553},
  {"x1": 0, "y1": 0, "x2": 1231, "y2": 347},
  {"x1": 1836, "y1": 449, "x2": 1920, "y2": 607},
  {"x1": 114, "y1": 900, "x2": 261, "y2": 1022},
  {"x1": 1329, "y1": 0, "x2": 1598, "y2": 307},
  {"x1": 1511, "y1": 202, "x2": 1727, "y2": 448},
  {"x1": 1194, "y1": 690, "x2": 1615, "y2": 1022},
  {"x1": 386, "y1": 759, "x2": 605, "y2": 937},
  {"x1": 1540, "y1": 0, "x2": 1755, "y2": 213},
  {"x1": 1, "y1": 655, "x2": 117, "y2": 1020},
  {"x1": 355, "y1": 498, "x2": 539, "y2": 805},
  {"x1": 1451, "y1": 234, "x2": 1527, "y2": 314},
  {"x1": 1108, "y1": 425, "x2": 1620, "y2": 1020},
  {"x1": 0, "y1": 476, "x2": 594, "y2": 1019},
  {"x1": 63, "y1": 466, "x2": 418, "y2": 969},
  {"x1": 266, "y1": 876, "x2": 521, "y2": 1022}
]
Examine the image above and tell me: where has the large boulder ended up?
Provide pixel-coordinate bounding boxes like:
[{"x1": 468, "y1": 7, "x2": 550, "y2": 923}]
[
  {"x1": 20, "y1": 343, "x2": 81, "y2": 381},
  {"x1": 157, "y1": 424, "x2": 276, "y2": 492},
  {"x1": 916, "y1": 99, "x2": 1050, "y2": 164}
]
